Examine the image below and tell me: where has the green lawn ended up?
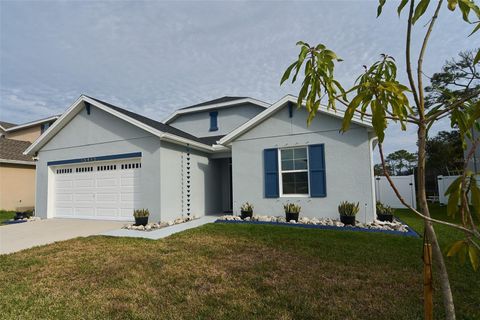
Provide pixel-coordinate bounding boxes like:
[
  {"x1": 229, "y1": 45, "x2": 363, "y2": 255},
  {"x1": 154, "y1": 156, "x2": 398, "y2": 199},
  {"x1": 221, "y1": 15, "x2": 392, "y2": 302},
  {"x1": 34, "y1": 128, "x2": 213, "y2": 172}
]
[
  {"x1": 0, "y1": 205, "x2": 478, "y2": 319},
  {"x1": 0, "y1": 210, "x2": 15, "y2": 225}
]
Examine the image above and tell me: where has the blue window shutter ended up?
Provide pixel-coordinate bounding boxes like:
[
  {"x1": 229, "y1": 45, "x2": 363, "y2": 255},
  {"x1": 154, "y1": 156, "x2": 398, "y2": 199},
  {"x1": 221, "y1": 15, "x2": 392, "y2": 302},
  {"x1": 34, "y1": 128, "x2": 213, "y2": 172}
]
[
  {"x1": 209, "y1": 111, "x2": 218, "y2": 131},
  {"x1": 309, "y1": 144, "x2": 326, "y2": 197},
  {"x1": 264, "y1": 148, "x2": 279, "y2": 198}
]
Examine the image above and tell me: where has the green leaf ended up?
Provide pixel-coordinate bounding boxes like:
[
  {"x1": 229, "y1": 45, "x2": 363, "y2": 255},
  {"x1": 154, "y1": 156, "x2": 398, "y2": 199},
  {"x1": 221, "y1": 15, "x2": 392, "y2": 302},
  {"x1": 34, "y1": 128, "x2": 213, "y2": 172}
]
[
  {"x1": 377, "y1": 0, "x2": 387, "y2": 17},
  {"x1": 398, "y1": 0, "x2": 409, "y2": 15},
  {"x1": 371, "y1": 99, "x2": 387, "y2": 142},
  {"x1": 447, "y1": 240, "x2": 466, "y2": 257},
  {"x1": 342, "y1": 94, "x2": 364, "y2": 132},
  {"x1": 412, "y1": 0, "x2": 431, "y2": 24},
  {"x1": 469, "y1": 245, "x2": 479, "y2": 271},
  {"x1": 280, "y1": 62, "x2": 296, "y2": 85},
  {"x1": 470, "y1": 176, "x2": 480, "y2": 220},
  {"x1": 445, "y1": 176, "x2": 462, "y2": 217},
  {"x1": 448, "y1": 0, "x2": 458, "y2": 10},
  {"x1": 469, "y1": 22, "x2": 480, "y2": 36},
  {"x1": 473, "y1": 48, "x2": 480, "y2": 64},
  {"x1": 458, "y1": 0, "x2": 471, "y2": 22}
]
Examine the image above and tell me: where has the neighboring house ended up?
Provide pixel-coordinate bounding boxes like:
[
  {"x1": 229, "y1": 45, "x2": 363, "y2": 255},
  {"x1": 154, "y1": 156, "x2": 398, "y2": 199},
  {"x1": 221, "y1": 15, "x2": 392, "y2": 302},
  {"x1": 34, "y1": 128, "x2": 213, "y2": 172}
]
[
  {"x1": 0, "y1": 121, "x2": 18, "y2": 137},
  {"x1": 0, "y1": 116, "x2": 59, "y2": 210},
  {"x1": 2, "y1": 116, "x2": 58, "y2": 143},
  {"x1": 25, "y1": 95, "x2": 377, "y2": 223}
]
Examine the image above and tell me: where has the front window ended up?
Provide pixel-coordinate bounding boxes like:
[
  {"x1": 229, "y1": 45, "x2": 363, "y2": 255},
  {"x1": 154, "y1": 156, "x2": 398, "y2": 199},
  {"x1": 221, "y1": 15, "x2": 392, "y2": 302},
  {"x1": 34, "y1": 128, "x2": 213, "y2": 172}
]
[{"x1": 280, "y1": 147, "x2": 309, "y2": 195}]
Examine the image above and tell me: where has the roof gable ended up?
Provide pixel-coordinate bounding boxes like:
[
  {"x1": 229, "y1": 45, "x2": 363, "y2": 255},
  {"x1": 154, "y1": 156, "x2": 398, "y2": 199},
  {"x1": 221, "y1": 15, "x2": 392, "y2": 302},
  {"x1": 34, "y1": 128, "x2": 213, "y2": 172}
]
[
  {"x1": 85, "y1": 96, "x2": 205, "y2": 143},
  {"x1": 218, "y1": 95, "x2": 373, "y2": 145},
  {"x1": 164, "y1": 97, "x2": 270, "y2": 124},
  {"x1": 24, "y1": 96, "x2": 215, "y2": 155}
]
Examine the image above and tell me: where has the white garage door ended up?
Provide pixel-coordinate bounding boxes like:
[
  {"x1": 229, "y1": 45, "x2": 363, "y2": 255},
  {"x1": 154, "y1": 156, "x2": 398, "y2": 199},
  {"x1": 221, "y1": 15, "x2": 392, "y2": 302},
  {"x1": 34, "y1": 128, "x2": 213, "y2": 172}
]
[{"x1": 53, "y1": 159, "x2": 141, "y2": 220}]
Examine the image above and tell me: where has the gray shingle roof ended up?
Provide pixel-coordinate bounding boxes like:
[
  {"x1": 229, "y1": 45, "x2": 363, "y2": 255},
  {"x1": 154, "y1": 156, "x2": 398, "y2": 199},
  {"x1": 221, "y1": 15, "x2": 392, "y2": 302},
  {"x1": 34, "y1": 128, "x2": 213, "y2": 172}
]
[
  {"x1": 180, "y1": 96, "x2": 247, "y2": 110},
  {"x1": 85, "y1": 96, "x2": 208, "y2": 145},
  {"x1": 0, "y1": 138, "x2": 34, "y2": 162},
  {"x1": 197, "y1": 135, "x2": 225, "y2": 146},
  {"x1": 0, "y1": 121, "x2": 17, "y2": 129}
]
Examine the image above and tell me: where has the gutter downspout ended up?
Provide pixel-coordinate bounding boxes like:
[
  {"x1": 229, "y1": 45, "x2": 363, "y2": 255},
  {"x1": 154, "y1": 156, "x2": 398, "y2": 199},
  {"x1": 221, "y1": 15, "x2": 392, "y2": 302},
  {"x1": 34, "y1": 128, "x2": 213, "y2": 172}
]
[{"x1": 369, "y1": 135, "x2": 379, "y2": 222}]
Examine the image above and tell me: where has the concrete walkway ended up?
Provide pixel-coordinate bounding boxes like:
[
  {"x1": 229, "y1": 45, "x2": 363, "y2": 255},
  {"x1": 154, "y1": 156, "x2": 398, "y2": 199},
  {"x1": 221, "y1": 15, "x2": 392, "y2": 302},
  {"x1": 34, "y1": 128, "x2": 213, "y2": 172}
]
[
  {"x1": 0, "y1": 219, "x2": 126, "y2": 255},
  {"x1": 100, "y1": 215, "x2": 218, "y2": 240}
]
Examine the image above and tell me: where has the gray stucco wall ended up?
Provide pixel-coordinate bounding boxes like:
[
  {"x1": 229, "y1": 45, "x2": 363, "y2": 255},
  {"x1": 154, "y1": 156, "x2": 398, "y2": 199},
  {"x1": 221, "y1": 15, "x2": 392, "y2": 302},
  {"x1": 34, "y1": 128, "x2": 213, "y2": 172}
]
[
  {"x1": 35, "y1": 105, "x2": 162, "y2": 221},
  {"x1": 168, "y1": 103, "x2": 265, "y2": 138},
  {"x1": 159, "y1": 141, "x2": 222, "y2": 222},
  {"x1": 231, "y1": 106, "x2": 376, "y2": 222}
]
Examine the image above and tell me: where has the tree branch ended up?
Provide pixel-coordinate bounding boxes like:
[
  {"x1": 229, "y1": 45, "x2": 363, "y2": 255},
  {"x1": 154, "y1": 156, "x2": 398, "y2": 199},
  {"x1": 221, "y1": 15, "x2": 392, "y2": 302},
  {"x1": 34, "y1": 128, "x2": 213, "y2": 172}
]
[
  {"x1": 378, "y1": 143, "x2": 478, "y2": 235},
  {"x1": 417, "y1": 0, "x2": 443, "y2": 119},
  {"x1": 406, "y1": 0, "x2": 422, "y2": 109},
  {"x1": 426, "y1": 89, "x2": 480, "y2": 122}
]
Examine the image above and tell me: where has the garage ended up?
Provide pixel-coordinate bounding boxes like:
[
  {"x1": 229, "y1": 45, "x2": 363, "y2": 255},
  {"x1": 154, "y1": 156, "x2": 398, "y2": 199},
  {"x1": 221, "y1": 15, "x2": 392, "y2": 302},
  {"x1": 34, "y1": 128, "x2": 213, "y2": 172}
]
[{"x1": 52, "y1": 158, "x2": 142, "y2": 220}]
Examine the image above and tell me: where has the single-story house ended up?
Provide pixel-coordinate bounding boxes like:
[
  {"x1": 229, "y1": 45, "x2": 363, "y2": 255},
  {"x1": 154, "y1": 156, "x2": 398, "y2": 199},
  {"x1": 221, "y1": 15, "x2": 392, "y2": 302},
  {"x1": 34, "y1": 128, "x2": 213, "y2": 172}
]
[
  {"x1": 0, "y1": 116, "x2": 59, "y2": 210},
  {"x1": 24, "y1": 95, "x2": 377, "y2": 223}
]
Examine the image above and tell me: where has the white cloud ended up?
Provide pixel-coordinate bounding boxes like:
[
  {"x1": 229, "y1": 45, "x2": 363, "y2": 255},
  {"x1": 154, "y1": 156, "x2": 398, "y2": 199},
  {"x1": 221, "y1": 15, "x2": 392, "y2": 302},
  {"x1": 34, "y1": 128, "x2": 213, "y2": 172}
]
[{"x1": 0, "y1": 0, "x2": 474, "y2": 153}]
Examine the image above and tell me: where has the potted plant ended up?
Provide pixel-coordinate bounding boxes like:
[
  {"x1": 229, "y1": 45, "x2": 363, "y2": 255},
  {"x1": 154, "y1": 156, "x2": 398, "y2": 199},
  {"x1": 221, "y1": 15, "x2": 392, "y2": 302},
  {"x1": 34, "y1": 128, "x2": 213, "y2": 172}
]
[
  {"x1": 240, "y1": 202, "x2": 254, "y2": 219},
  {"x1": 133, "y1": 209, "x2": 150, "y2": 226},
  {"x1": 338, "y1": 201, "x2": 359, "y2": 226},
  {"x1": 283, "y1": 203, "x2": 301, "y2": 222},
  {"x1": 376, "y1": 202, "x2": 394, "y2": 222}
]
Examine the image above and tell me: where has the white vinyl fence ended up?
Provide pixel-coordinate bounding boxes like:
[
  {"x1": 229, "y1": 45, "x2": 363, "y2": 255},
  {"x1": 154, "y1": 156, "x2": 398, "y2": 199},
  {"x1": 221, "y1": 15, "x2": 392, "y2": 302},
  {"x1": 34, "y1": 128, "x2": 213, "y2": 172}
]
[
  {"x1": 375, "y1": 175, "x2": 416, "y2": 209},
  {"x1": 437, "y1": 175, "x2": 463, "y2": 205}
]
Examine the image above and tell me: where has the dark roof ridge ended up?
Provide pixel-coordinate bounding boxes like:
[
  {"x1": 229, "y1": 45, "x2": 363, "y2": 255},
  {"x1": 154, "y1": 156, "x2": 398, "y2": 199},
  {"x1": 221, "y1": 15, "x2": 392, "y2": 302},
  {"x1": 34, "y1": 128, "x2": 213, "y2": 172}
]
[{"x1": 180, "y1": 96, "x2": 247, "y2": 110}]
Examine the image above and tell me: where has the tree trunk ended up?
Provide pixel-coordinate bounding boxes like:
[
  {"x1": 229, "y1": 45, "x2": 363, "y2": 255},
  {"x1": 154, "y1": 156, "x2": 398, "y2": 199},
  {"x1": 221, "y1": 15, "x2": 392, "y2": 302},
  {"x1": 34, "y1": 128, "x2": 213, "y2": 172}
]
[{"x1": 417, "y1": 124, "x2": 456, "y2": 320}]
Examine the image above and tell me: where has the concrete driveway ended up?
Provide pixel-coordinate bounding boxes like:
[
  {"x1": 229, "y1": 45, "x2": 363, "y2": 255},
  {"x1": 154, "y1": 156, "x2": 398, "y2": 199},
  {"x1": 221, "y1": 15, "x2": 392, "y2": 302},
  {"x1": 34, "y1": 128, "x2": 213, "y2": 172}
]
[{"x1": 0, "y1": 219, "x2": 126, "y2": 255}]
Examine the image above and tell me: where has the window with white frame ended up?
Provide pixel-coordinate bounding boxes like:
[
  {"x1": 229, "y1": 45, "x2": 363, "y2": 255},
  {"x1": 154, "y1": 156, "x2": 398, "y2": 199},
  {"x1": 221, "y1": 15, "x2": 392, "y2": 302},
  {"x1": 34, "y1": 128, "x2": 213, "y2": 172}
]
[{"x1": 279, "y1": 147, "x2": 309, "y2": 195}]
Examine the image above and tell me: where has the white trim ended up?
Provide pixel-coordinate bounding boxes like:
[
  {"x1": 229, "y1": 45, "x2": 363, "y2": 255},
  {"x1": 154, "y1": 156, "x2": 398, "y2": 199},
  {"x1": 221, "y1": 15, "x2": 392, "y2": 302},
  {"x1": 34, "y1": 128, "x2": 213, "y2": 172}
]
[
  {"x1": 24, "y1": 95, "x2": 215, "y2": 155},
  {"x1": 369, "y1": 136, "x2": 378, "y2": 222},
  {"x1": 278, "y1": 146, "x2": 310, "y2": 197},
  {"x1": 218, "y1": 95, "x2": 373, "y2": 146},
  {"x1": 5, "y1": 116, "x2": 60, "y2": 132},
  {"x1": 0, "y1": 159, "x2": 35, "y2": 165},
  {"x1": 163, "y1": 98, "x2": 270, "y2": 124}
]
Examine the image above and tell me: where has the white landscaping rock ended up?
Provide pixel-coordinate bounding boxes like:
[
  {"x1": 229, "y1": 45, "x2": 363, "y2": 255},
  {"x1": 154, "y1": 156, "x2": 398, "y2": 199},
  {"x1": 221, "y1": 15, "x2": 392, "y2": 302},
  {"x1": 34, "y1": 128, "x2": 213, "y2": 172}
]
[
  {"x1": 216, "y1": 214, "x2": 410, "y2": 233},
  {"x1": 122, "y1": 215, "x2": 198, "y2": 232}
]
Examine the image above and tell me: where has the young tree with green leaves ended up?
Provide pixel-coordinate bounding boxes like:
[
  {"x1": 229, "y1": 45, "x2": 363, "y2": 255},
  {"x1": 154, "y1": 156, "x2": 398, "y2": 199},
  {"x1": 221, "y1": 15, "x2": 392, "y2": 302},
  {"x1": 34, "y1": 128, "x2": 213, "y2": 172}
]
[{"x1": 280, "y1": 1, "x2": 480, "y2": 319}]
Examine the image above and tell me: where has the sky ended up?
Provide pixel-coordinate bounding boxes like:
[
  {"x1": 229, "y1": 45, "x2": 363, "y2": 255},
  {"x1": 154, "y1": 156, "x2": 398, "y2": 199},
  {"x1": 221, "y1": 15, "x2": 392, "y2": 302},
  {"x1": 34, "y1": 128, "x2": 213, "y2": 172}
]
[{"x1": 0, "y1": 0, "x2": 477, "y2": 157}]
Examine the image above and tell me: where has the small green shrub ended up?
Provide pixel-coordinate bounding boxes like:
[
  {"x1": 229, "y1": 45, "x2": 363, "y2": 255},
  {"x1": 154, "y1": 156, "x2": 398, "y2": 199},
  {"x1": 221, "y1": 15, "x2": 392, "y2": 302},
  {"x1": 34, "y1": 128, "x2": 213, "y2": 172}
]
[
  {"x1": 133, "y1": 209, "x2": 150, "y2": 218},
  {"x1": 283, "y1": 203, "x2": 301, "y2": 214},
  {"x1": 376, "y1": 202, "x2": 394, "y2": 216},
  {"x1": 338, "y1": 201, "x2": 359, "y2": 216},
  {"x1": 240, "y1": 202, "x2": 254, "y2": 212}
]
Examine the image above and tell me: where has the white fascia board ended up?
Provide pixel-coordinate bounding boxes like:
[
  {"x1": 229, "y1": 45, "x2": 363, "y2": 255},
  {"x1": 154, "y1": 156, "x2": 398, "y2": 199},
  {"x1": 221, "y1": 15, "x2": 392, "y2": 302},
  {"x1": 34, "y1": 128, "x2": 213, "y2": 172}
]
[
  {"x1": 212, "y1": 144, "x2": 230, "y2": 152},
  {"x1": 82, "y1": 96, "x2": 166, "y2": 139},
  {"x1": 25, "y1": 95, "x2": 215, "y2": 155},
  {"x1": 163, "y1": 98, "x2": 270, "y2": 124},
  {"x1": 0, "y1": 159, "x2": 36, "y2": 166},
  {"x1": 218, "y1": 95, "x2": 373, "y2": 145},
  {"x1": 24, "y1": 96, "x2": 85, "y2": 155},
  {"x1": 6, "y1": 115, "x2": 60, "y2": 132},
  {"x1": 218, "y1": 95, "x2": 293, "y2": 145}
]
